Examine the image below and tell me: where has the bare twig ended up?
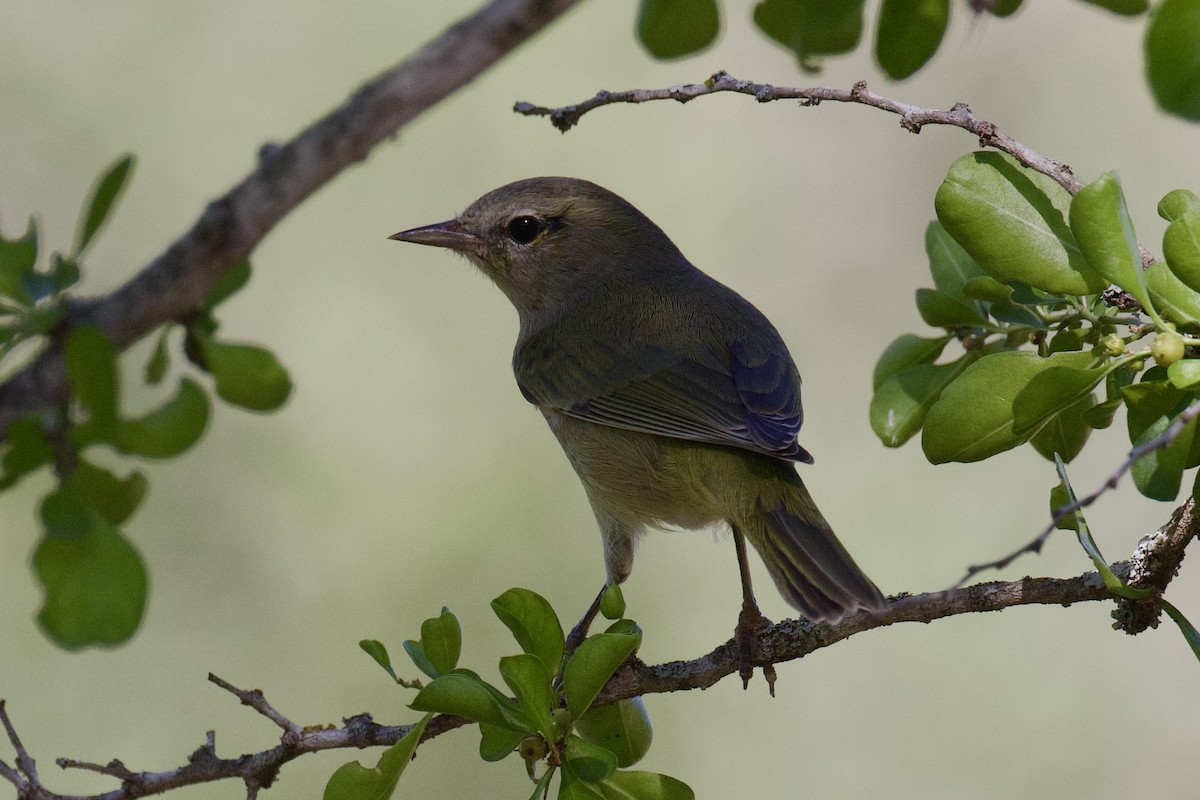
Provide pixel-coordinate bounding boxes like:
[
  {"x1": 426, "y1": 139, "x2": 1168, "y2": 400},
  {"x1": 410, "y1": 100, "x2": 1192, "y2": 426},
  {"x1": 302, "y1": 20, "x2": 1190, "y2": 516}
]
[
  {"x1": 515, "y1": 70, "x2": 1082, "y2": 193},
  {"x1": 3, "y1": 508, "x2": 1194, "y2": 800},
  {"x1": 0, "y1": 0, "x2": 584, "y2": 438},
  {"x1": 0, "y1": 699, "x2": 40, "y2": 796},
  {"x1": 208, "y1": 674, "x2": 299, "y2": 738},
  {"x1": 955, "y1": 399, "x2": 1200, "y2": 586}
]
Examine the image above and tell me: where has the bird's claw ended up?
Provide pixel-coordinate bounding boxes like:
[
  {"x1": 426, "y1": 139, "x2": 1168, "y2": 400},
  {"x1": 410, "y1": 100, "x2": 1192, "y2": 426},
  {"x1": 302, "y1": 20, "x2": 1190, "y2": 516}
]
[{"x1": 735, "y1": 600, "x2": 775, "y2": 695}]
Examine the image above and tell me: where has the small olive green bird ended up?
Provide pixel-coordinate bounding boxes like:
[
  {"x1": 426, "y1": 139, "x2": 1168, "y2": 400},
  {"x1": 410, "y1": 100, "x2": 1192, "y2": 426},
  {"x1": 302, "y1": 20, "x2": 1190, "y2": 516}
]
[{"x1": 391, "y1": 178, "x2": 885, "y2": 659}]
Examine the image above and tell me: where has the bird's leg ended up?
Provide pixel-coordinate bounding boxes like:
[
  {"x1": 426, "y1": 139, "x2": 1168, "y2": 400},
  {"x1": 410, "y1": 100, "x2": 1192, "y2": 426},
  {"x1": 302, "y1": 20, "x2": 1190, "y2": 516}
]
[
  {"x1": 564, "y1": 584, "x2": 607, "y2": 659},
  {"x1": 733, "y1": 527, "x2": 776, "y2": 694}
]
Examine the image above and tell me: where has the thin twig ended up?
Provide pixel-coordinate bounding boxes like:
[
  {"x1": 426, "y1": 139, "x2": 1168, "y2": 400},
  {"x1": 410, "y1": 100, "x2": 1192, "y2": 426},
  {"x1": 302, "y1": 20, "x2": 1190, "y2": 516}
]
[
  {"x1": 515, "y1": 70, "x2": 1081, "y2": 193},
  {"x1": 955, "y1": 399, "x2": 1200, "y2": 586},
  {"x1": 57, "y1": 759, "x2": 137, "y2": 780},
  {"x1": 2, "y1": 506, "x2": 1194, "y2": 800},
  {"x1": 208, "y1": 674, "x2": 299, "y2": 737},
  {"x1": 0, "y1": 699, "x2": 39, "y2": 787}
]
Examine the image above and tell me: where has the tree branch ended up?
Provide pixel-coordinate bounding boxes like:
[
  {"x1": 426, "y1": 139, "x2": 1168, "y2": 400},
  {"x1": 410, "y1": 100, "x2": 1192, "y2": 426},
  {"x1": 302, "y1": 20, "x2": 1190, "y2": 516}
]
[
  {"x1": 3, "y1": 502, "x2": 1194, "y2": 800},
  {"x1": 514, "y1": 70, "x2": 1082, "y2": 193},
  {"x1": 0, "y1": 0, "x2": 583, "y2": 438}
]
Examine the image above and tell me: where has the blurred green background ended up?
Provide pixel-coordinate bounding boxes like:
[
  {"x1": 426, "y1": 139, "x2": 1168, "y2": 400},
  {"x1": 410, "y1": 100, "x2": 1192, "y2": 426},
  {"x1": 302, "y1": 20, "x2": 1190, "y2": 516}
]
[{"x1": 1, "y1": 2, "x2": 1197, "y2": 798}]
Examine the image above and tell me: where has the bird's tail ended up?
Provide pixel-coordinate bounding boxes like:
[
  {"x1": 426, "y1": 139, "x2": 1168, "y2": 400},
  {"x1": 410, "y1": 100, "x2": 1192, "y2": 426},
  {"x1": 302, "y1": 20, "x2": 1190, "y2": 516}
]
[{"x1": 738, "y1": 473, "x2": 885, "y2": 622}]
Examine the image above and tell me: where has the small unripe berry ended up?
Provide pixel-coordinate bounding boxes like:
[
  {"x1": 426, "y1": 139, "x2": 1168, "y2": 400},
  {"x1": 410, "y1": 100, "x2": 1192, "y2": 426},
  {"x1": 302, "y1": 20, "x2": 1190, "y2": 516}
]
[
  {"x1": 1153, "y1": 330, "x2": 1186, "y2": 366},
  {"x1": 518, "y1": 735, "x2": 547, "y2": 762},
  {"x1": 1101, "y1": 334, "x2": 1125, "y2": 357}
]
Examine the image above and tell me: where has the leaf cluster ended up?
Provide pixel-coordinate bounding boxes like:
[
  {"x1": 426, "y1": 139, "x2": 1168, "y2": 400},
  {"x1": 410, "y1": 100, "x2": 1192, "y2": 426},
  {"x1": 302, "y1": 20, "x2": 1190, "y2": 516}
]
[
  {"x1": 872, "y1": 152, "x2": 1200, "y2": 506},
  {"x1": 0, "y1": 156, "x2": 292, "y2": 649},
  {"x1": 342, "y1": 587, "x2": 693, "y2": 800}
]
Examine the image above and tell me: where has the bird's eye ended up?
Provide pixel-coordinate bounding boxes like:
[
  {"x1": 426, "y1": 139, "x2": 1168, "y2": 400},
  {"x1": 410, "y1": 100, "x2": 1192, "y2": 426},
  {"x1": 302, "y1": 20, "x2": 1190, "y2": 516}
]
[{"x1": 506, "y1": 215, "x2": 545, "y2": 244}]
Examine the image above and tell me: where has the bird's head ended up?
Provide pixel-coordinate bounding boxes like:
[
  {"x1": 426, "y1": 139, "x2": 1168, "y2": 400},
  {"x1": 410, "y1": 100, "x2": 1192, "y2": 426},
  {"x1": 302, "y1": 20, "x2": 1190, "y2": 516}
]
[{"x1": 390, "y1": 177, "x2": 686, "y2": 321}]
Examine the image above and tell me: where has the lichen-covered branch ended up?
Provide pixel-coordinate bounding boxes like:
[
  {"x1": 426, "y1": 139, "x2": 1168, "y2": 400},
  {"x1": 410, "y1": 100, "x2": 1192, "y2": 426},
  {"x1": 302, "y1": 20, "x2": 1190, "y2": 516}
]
[{"x1": 3, "y1": 504, "x2": 1193, "y2": 800}]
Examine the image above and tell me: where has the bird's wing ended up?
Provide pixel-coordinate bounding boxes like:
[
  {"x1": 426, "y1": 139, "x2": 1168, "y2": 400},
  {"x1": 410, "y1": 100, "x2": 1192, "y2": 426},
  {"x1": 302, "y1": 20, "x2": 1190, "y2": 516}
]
[{"x1": 515, "y1": 333, "x2": 812, "y2": 463}]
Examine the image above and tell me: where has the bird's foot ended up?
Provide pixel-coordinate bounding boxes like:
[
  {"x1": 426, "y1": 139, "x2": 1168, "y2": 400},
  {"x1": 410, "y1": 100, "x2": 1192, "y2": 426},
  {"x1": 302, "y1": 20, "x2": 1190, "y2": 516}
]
[{"x1": 735, "y1": 599, "x2": 777, "y2": 695}]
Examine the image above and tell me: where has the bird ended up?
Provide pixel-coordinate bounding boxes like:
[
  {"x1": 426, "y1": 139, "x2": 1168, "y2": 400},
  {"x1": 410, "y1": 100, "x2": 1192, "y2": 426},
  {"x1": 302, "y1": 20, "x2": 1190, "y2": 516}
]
[{"x1": 390, "y1": 177, "x2": 885, "y2": 684}]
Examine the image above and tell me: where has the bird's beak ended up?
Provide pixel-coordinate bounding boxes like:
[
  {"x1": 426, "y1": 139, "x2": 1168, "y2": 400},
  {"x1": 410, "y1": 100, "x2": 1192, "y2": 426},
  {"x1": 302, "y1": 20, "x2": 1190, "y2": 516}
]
[{"x1": 389, "y1": 219, "x2": 479, "y2": 251}]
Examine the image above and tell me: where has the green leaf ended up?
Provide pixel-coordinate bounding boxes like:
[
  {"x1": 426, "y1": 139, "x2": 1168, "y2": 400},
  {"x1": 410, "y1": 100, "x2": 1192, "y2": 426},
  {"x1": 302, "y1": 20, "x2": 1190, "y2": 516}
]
[
  {"x1": 205, "y1": 260, "x2": 252, "y2": 310},
  {"x1": 874, "y1": 0, "x2": 949, "y2": 80},
  {"x1": 34, "y1": 517, "x2": 147, "y2": 649},
  {"x1": 934, "y1": 152, "x2": 1104, "y2": 296},
  {"x1": 359, "y1": 639, "x2": 399, "y2": 682},
  {"x1": 1161, "y1": 599, "x2": 1200, "y2": 663},
  {"x1": 499, "y1": 654, "x2": 556, "y2": 740},
  {"x1": 1146, "y1": 262, "x2": 1200, "y2": 327},
  {"x1": 603, "y1": 619, "x2": 644, "y2": 646},
  {"x1": 145, "y1": 327, "x2": 171, "y2": 384},
  {"x1": 565, "y1": 734, "x2": 619, "y2": 783},
  {"x1": 1169, "y1": 359, "x2": 1200, "y2": 389},
  {"x1": 420, "y1": 607, "x2": 461, "y2": 677},
  {"x1": 915, "y1": 288, "x2": 989, "y2": 328},
  {"x1": 926, "y1": 221, "x2": 985, "y2": 298},
  {"x1": 1029, "y1": 392, "x2": 1096, "y2": 463},
  {"x1": 1, "y1": 417, "x2": 54, "y2": 480},
  {"x1": 112, "y1": 378, "x2": 210, "y2": 458},
  {"x1": 1049, "y1": 480, "x2": 1077, "y2": 532},
  {"x1": 1079, "y1": 0, "x2": 1147, "y2": 12},
  {"x1": 872, "y1": 334, "x2": 952, "y2": 392},
  {"x1": 1158, "y1": 189, "x2": 1200, "y2": 222},
  {"x1": 599, "y1": 583, "x2": 626, "y2": 621},
  {"x1": 401, "y1": 640, "x2": 439, "y2": 681},
  {"x1": 1046, "y1": 327, "x2": 1090, "y2": 354},
  {"x1": 921, "y1": 350, "x2": 1092, "y2": 463},
  {"x1": 1122, "y1": 379, "x2": 1200, "y2": 500},
  {"x1": 70, "y1": 459, "x2": 148, "y2": 525},
  {"x1": 636, "y1": 0, "x2": 719, "y2": 59},
  {"x1": 323, "y1": 713, "x2": 431, "y2": 800},
  {"x1": 39, "y1": 484, "x2": 92, "y2": 540},
  {"x1": 1146, "y1": 0, "x2": 1200, "y2": 120},
  {"x1": 479, "y1": 723, "x2": 525, "y2": 762},
  {"x1": 1069, "y1": 172, "x2": 1153, "y2": 314},
  {"x1": 50, "y1": 253, "x2": 80, "y2": 293},
  {"x1": 1163, "y1": 211, "x2": 1200, "y2": 293},
  {"x1": 491, "y1": 588, "x2": 566, "y2": 674},
  {"x1": 65, "y1": 326, "x2": 119, "y2": 439},
  {"x1": 984, "y1": 0, "x2": 1023, "y2": 17},
  {"x1": 562, "y1": 633, "x2": 640, "y2": 719},
  {"x1": 410, "y1": 670, "x2": 532, "y2": 732},
  {"x1": 576, "y1": 697, "x2": 653, "y2": 768},
  {"x1": 961, "y1": 275, "x2": 1014, "y2": 304},
  {"x1": 753, "y1": 0, "x2": 866, "y2": 69},
  {"x1": 196, "y1": 333, "x2": 292, "y2": 412},
  {"x1": 1082, "y1": 366, "x2": 1136, "y2": 429},
  {"x1": 596, "y1": 771, "x2": 695, "y2": 800},
  {"x1": 75, "y1": 155, "x2": 134, "y2": 257},
  {"x1": 0, "y1": 217, "x2": 38, "y2": 304},
  {"x1": 871, "y1": 357, "x2": 972, "y2": 448},
  {"x1": 1012, "y1": 365, "x2": 1106, "y2": 437},
  {"x1": 560, "y1": 767, "x2": 608, "y2": 800}
]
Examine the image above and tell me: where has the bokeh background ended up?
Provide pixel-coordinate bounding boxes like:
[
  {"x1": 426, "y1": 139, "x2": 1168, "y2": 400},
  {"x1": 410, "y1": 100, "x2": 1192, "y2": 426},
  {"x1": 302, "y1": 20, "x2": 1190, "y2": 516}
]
[{"x1": 2, "y1": 2, "x2": 1197, "y2": 798}]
